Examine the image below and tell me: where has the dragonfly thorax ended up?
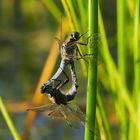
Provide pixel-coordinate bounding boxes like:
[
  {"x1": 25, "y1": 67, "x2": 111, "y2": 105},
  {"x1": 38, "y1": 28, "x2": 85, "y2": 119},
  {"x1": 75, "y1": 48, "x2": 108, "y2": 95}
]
[
  {"x1": 61, "y1": 32, "x2": 80, "y2": 61},
  {"x1": 61, "y1": 44, "x2": 75, "y2": 60}
]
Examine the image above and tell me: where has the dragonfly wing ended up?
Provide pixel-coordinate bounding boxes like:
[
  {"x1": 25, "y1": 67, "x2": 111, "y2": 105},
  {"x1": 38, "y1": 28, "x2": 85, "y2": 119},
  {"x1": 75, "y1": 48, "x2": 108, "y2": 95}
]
[
  {"x1": 27, "y1": 103, "x2": 99, "y2": 136},
  {"x1": 40, "y1": 104, "x2": 82, "y2": 128},
  {"x1": 58, "y1": 104, "x2": 85, "y2": 129},
  {"x1": 69, "y1": 104, "x2": 85, "y2": 120},
  {"x1": 27, "y1": 103, "x2": 57, "y2": 113},
  {"x1": 47, "y1": 107, "x2": 65, "y2": 120},
  {"x1": 65, "y1": 104, "x2": 99, "y2": 136},
  {"x1": 27, "y1": 103, "x2": 70, "y2": 121},
  {"x1": 66, "y1": 104, "x2": 85, "y2": 125}
]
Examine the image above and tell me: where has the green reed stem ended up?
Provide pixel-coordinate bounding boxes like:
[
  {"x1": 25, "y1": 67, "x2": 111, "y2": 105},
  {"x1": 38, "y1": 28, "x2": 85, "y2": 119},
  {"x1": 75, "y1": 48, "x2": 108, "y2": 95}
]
[
  {"x1": 117, "y1": 0, "x2": 126, "y2": 82},
  {"x1": 133, "y1": 0, "x2": 140, "y2": 95},
  {"x1": 85, "y1": 0, "x2": 98, "y2": 140},
  {"x1": 61, "y1": 0, "x2": 76, "y2": 30},
  {"x1": 0, "y1": 97, "x2": 21, "y2": 140},
  {"x1": 97, "y1": 93, "x2": 112, "y2": 140},
  {"x1": 41, "y1": 0, "x2": 62, "y2": 22},
  {"x1": 99, "y1": 6, "x2": 136, "y2": 119},
  {"x1": 132, "y1": 0, "x2": 140, "y2": 139},
  {"x1": 117, "y1": 1, "x2": 129, "y2": 139}
]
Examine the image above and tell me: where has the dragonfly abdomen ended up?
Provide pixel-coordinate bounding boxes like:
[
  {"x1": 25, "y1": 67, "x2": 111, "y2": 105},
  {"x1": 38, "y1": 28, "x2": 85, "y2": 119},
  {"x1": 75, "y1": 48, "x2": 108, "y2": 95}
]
[{"x1": 50, "y1": 89, "x2": 67, "y2": 105}]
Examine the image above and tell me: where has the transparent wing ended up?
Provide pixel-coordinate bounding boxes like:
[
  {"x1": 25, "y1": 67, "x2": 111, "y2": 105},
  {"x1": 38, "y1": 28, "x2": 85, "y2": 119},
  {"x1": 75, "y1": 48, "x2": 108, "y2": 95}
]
[
  {"x1": 47, "y1": 106, "x2": 65, "y2": 120},
  {"x1": 65, "y1": 104, "x2": 85, "y2": 124},
  {"x1": 27, "y1": 103, "x2": 57, "y2": 113},
  {"x1": 58, "y1": 104, "x2": 84, "y2": 128},
  {"x1": 27, "y1": 103, "x2": 67, "y2": 120},
  {"x1": 65, "y1": 104, "x2": 100, "y2": 137},
  {"x1": 27, "y1": 103, "x2": 85, "y2": 128},
  {"x1": 27, "y1": 103, "x2": 99, "y2": 136}
]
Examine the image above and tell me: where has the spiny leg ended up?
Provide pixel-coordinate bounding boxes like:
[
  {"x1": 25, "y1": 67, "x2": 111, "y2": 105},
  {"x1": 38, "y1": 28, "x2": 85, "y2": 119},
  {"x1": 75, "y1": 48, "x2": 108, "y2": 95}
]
[
  {"x1": 75, "y1": 47, "x2": 88, "y2": 63},
  {"x1": 52, "y1": 79, "x2": 62, "y2": 89},
  {"x1": 76, "y1": 35, "x2": 91, "y2": 46},
  {"x1": 41, "y1": 73, "x2": 68, "y2": 93},
  {"x1": 41, "y1": 60, "x2": 66, "y2": 93},
  {"x1": 55, "y1": 70, "x2": 69, "y2": 89}
]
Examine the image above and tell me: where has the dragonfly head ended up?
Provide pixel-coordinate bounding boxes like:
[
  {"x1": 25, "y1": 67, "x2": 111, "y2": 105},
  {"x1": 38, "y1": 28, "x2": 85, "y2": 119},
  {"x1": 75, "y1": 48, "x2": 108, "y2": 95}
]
[
  {"x1": 41, "y1": 84, "x2": 53, "y2": 94},
  {"x1": 69, "y1": 32, "x2": 80, "y2": 41}
]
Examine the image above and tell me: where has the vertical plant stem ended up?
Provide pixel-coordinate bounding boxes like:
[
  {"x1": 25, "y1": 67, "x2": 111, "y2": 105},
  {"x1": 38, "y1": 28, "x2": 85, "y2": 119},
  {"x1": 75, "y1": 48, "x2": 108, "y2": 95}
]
[
  {"x1": 85, "y1": 0, "x2": 98, "y2": 140},
  {"x1": 41, "y1": 0, "x2": 62, "y2": 22},
  {"x1": 99, "y1": 7, "x2": 136, "y2": 120},
  {"x1": 0, "y1": 97, "x2": 21, "y2": 140},
  {"x1": 117, "y1": 1, "x2": 128, "y2": 139},
  {"x1": 61, "y1": 0, "x2": 76, "y2": 30},
  {"x1": 97, "y1": 93, "x2": 112, "y2": 140},
  {"x1": 134, "y1": 0, "x2": 140, "y2": 95},
  {"x1": 117, "y1": 0, "x2": 126, "y2": 82},
  {"x1": 133, "y1": 0, "x2": 140, "y2": 139}
]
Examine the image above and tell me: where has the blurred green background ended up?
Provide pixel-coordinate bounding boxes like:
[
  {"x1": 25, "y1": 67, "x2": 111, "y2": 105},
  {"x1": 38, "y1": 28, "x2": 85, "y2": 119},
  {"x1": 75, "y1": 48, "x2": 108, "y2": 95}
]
[{"x1": 0, "y1": 0, "x2": 139, "y2": 140}]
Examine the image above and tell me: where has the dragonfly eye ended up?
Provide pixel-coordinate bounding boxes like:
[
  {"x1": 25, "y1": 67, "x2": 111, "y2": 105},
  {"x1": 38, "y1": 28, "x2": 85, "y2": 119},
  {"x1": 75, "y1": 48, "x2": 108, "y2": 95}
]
[
  {"x1": 70, "y1": 32, "x2": 80, "y2": 41},
  {"x1": 70, "y1": 33, "x2": 74, "y2": 39}
]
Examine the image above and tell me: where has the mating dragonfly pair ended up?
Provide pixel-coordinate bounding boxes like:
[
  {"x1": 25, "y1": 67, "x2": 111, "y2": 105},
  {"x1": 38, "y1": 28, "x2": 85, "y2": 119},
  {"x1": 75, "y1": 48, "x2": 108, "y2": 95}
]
[
  {"x1": 41, "y1": 31, "x2": 90, "y2": 103},
  {"x1": 27, "y1": 31, "x2": 96, "y2": 131}
]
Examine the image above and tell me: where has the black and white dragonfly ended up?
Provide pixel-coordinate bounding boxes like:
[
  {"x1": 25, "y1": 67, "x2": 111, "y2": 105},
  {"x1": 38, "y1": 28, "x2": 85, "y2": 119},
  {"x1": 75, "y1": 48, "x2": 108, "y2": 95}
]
[
  {"x1": 27, "y1": 84, "x2": 99, "y2": 137},
  {"x1": 27, "y1": 80, "x2": 85, "y2": 128},
  {"x1": 41, "y1": 32, "x2": 91, "y2": 95}
]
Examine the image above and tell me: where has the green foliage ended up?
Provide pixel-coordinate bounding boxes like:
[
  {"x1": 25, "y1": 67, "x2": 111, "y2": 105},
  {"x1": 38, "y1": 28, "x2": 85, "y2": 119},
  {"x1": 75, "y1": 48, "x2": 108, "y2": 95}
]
[
  {"x1": 0, "y1": 97, "x2": 21, "y2": 140},
  {"x1": 84, "y1": 0, "x2": 98, "y2": 140}
]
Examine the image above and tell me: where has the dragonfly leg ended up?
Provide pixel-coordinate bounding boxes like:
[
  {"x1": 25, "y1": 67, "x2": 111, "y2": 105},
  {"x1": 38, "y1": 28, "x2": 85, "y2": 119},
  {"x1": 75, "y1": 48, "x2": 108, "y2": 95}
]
[
  {"x1": 76, "y1": 53, "x2": 97, "y2": 64},
  {"x1": 52, "y1": 79, "x2": 62, "y2": 89},
  {"x1": 81, "y1": 53, "x2": 94, "y2": 58},
  {"x1": 41, "y1": 78, "x2": 63, "y2": 94},
  {"x1": 56, "y1": 70, "x2": 69, "y2": 89},
  {"x1": 76, "y1": 47, "x2": 88, "y2": 63},
  {"x1": 41, "y1": 60, "x2": 66, "y2": 93},
  {"x1": 77, "y1": 36, "x2": 90, "y2": 46}
]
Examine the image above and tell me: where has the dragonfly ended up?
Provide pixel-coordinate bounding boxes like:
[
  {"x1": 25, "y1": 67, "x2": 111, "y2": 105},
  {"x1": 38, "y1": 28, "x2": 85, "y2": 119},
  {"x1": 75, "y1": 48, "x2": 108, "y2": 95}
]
[
  {"x1": 27, "y1": 80, "x2": 84, "y2": 128},
  {"x1": 41, "y1": 31, "x2": 91, "y2": 94},
  {"x1": 27, "y1": 84, "x2": 99, "y2": 137},
  {"x1": 41, "y1": 63, "x2": 78, "y2": 105}
]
